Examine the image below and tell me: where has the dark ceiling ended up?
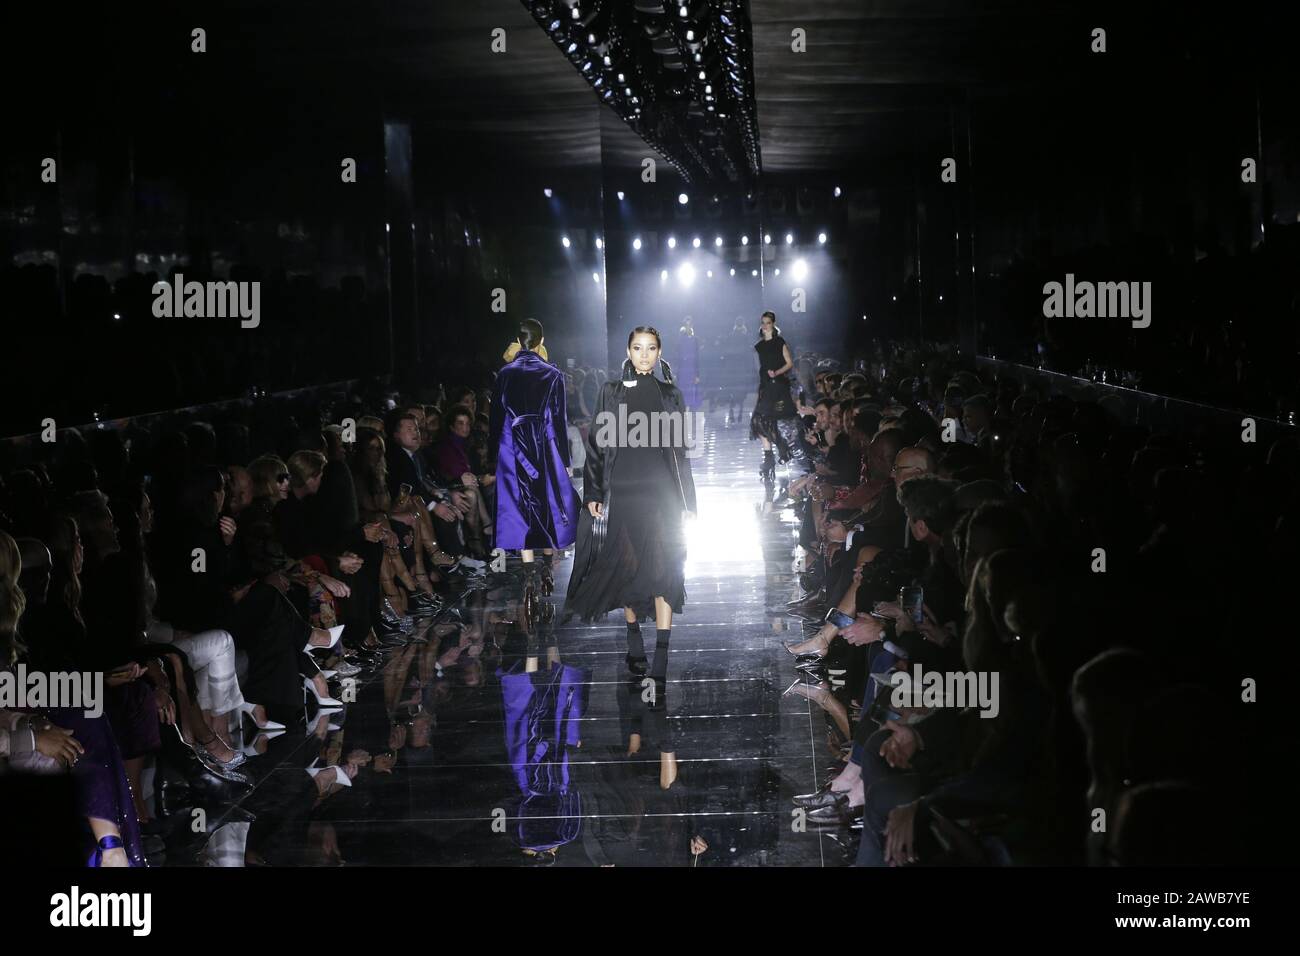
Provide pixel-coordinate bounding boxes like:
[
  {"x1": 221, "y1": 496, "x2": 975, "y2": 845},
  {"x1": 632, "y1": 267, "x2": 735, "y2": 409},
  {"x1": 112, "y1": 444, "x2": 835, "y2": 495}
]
[{"x1": 8, "y1": 1, "x2": 1286, "y2": 181}]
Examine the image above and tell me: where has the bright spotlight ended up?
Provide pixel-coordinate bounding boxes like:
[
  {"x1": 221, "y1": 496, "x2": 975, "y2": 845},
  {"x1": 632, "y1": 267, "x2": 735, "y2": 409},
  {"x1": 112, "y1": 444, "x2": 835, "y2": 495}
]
[
  {"x1": 660, "y1": 269, "x2": 669, "y2": 282},
  {"x1": 792, "y1": 258, "x2": 808, "y2": 280},
  {"x1": 764, "y1": 234, "x2": 771, "y2": 244},
  {"x1": 692, "y1": 237, "x2": 701, "y2": 248},
  {"x1": 561, "y1": 235, "x2": 571, "y2": 248},
  {"x1": 714, "y1": 236, "x2": 723, "y2": 247},
  {"x1": 729, "y1": 268, "x2": 736, "y2": 276},
  {"x1": 833, "y1": 186, "x2": 842, "y2": 197},
  {"x1": 633, "y1": 237, "x2": 642, "y2": 250},
  {"x1": 678, "y1": 193, "x2": 689, "y2": 205},
  {"x1": 774, "y1": 268, "x2": 781, "y2": 276},
  {"x1": 891, "y1": 295, "x2": 897, "y2": 302},
  {"x1": 543, "y1": 188, "x2": 553, "y2": 198},
  {"x1": 677, "y1": 262, "x2": 697, "y2": 287},
  {"x1": 596, "y1": 237, "x2": 603, "y2": 249},
  {"x1": 593, "y1": 272, "x2": 601, "y2": 283},
  {"x1": 751, "y1": 269, "x2": 758, "y2": 276},
  {"x1": 741, "y1": 235, "x2": 749, "y2": 245},
  {"x1": 784, "y1": 233, "x2": 794, "y2": 245},
  {"x1": 707, "y1": 270, "x2": 713, "y2": 278},
  {"x1": 818, "y1": 232, "x2": 827, "y2": 244},
  {"x1": 617, "y1": 191, "x2": 626, "y2": 201},
  {"x1": 668, "y1": 236, "x2": 677, "y2": 249}
]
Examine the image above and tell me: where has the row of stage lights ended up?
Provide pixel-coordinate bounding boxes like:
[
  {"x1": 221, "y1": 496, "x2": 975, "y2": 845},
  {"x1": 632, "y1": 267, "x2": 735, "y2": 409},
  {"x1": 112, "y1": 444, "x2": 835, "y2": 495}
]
[
  {"x1": 546, "y1": 187, "x2": 845, "y2": 202},
  {"x1": 562, "y1": 232, "x2": 828, "y2": 250},
  {"x1": 578, "y1": 259, "x2": 809, "y2": 287}
]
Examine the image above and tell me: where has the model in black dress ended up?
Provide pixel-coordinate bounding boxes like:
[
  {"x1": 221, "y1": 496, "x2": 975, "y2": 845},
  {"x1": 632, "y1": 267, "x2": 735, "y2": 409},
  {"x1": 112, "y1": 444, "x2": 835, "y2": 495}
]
[
  {"x1": 749, "y1": 310, "x2": 812, "y2": 479},
  {"x1": 565, "y1": 327, "x2": 697, "y2": 692}
]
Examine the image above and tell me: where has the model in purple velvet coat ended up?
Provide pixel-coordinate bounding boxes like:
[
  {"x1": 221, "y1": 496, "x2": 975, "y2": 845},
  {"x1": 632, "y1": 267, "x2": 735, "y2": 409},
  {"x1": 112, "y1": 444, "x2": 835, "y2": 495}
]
[{"x1": 490, "y1": 326, "x2": 581, "y2": 552}]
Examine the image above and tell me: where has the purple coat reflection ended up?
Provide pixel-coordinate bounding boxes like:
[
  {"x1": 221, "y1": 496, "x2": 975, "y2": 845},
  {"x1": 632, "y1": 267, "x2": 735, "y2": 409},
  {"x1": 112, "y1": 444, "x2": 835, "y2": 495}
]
[{"x1": 490, "y1": 350, "x2": 582, "y2": 550}]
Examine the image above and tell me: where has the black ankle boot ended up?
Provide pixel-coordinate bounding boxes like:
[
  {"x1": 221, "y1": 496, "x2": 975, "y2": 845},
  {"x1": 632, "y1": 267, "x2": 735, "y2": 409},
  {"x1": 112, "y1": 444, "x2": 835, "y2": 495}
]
[{"x1": 760, "y1": 449, "x2": 776, "y2": 481}]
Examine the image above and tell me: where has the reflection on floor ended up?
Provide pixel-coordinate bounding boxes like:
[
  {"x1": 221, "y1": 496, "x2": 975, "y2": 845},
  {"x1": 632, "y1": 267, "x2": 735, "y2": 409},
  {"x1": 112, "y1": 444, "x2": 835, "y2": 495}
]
[{"x1": 186, "y1": 410, "x2": 850, "y2": 866}]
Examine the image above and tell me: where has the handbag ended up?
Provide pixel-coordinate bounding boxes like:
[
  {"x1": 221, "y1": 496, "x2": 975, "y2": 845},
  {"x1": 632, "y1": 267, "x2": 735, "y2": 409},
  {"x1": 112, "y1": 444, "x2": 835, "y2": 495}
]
[{"x1": 590, "y1": 495, "x2": 609, "y2": 559}]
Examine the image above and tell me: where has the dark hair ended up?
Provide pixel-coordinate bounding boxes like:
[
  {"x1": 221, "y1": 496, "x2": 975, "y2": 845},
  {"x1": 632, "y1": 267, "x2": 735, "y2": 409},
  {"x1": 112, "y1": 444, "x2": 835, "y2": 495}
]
[
  {"x1": 760, "y1": 310, "x2": 776, "y2": 322},
  {"x1": 518, "y1": 318, "x2": 544, "y2": 350},
  {"x1": 627, "y1": 326, "x2": 662, "y2": 349},
  {"x1": 898, "y1": 474, "x2": 959, "y2": 534},
  {"x1": 446, "y1": 404, "x2": 473, "y2": 428}
]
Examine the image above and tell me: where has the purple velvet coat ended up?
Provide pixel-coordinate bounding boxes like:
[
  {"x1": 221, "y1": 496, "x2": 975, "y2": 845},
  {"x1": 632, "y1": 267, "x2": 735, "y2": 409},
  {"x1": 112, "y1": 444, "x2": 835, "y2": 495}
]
[{"x1": 490, "y1": 350, "x2": 582, "y2": 550}]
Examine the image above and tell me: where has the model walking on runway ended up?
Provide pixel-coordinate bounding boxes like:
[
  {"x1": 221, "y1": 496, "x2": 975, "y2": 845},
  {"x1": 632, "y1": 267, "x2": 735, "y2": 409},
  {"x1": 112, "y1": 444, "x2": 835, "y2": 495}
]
[
  {"x1": 565, "y1": 327, "x2": 697, "y2": 686},
  {"x1": 490, "y1": 318, "x2": 581, "y2": 591},
  {"x1": 749, "y1": 310, "x2": 812, "y2": 479}
]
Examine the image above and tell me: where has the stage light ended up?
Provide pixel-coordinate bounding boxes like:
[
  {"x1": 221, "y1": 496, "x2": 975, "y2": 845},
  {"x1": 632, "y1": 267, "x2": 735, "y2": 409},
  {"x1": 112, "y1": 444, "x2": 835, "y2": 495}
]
[
  {"x1": 891, "y1": 295, "x2": 897, "y2": 301},
  {"x1": 668, "y1": 236, "x2": 677, "y2": 249},
  {"x1": 818, "y1": 232, "x2": 827, "y2": 244},
  {"x1": 785, "y1": 233, "x2": 794, "y2": 245},
  {"x1": 595, "y1": 237, "x2": 603, "y2": 249},
  {"x1": 834, "y1": 186, "x2": 842, "y2": 197},
  {"x1": 617, "y1": 191, "x2": 626, "y2": 201},
  {"x1": 774, "y1": 269, "x2": 780, "y2": 276},
  {"x1": 561, "y1": 235, "x2": 571, "y2": 248},
  {"x1": 677, "y1": 262, "x2": 697, "y2": 287},
  {"x1": 633, "y1": 237, "x2": 643, "y2": 250},
  {"x1": 751, "y1": 269, "x2": 758, "y2": 276},
  {"x1": 792, "y1": 258, "x2": 808, "y2": 280},
  {"x1": 617, "y1": 73, "x2": 625, "y2": 83},
  {"x1": 678, "y1": 193, "x2": 689, "y2": 205},
  {"x1": 660, "y1": 269, "x2": 669, "y2": 281},
  {"x1": 741, "y1": 235, "x2": 749, "y2": 245},
  {"x1": 686, "y1": 29, "x2": 695, "y2": 40},
  {"x1": 707, "y1": 270, "x2": 713, "y2": 278},
  {"x1": 763, "y1": 233, "x2": 771, "y2": 244},
  {"x1": 939, "y1": 294, "x2": 944, "y2": 301},
  {"x1": 729, "y1": 268, "x2": 736, "y2": 276},
  {"x1": 714, "y1": 236, "x2": 723, "y2": 247},
  {"x1": 593, "y1": 272, "x2": 601, "y2": 283},
  {"x1": 113, "y1": 313, "x2": 121, "y2": 321},
  {"x1": 543, "y1": 188, "x2": 553, "y2": 198},
  {"x1": 692, "y1": 237, "x2": 701, "y2": 248}
]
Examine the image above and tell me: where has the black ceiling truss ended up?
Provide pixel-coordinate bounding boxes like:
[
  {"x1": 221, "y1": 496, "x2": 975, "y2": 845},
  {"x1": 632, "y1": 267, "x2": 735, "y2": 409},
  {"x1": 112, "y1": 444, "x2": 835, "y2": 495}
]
[{"x1": 521, "y1": 0, "x2": 762, "y2": 188}]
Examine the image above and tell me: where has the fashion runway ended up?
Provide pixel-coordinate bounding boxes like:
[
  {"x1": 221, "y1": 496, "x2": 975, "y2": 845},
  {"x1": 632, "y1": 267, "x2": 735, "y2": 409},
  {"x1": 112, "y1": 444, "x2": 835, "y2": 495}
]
[{"x1": 194, "y1": 410, "x2": 847, "y2": 867}]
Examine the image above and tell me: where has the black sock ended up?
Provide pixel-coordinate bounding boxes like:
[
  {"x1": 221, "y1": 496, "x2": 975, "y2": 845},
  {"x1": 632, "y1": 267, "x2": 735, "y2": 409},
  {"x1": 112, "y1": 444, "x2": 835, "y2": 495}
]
[
  {"x1": 626, "y1": 621, "x2": 645, "y2": 659},
  {"x1": 650, "y1": 628, "x2": 671, "y2": 679}
]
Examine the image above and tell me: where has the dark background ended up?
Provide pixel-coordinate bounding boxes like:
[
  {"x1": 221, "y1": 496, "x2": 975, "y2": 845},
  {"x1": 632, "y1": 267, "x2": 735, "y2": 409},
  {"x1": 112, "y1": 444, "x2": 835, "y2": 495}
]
[{"x1": 3, "y1": 1, "x2": 1297, "y2": 435}]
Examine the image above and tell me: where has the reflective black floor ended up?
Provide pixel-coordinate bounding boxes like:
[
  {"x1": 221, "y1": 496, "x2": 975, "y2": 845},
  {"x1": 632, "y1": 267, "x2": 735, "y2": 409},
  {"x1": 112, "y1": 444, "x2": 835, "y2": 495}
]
[{"x1": 189, "y1": 411, "x2": 848, "y2": 866}]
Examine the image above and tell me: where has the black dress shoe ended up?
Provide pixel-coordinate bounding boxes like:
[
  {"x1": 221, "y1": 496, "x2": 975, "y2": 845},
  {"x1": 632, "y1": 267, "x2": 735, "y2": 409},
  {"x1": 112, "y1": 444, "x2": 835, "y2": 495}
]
[
  {"x1": 625, "y1": 655, "x2": 648, "y2": 676},
  {"x1": 793, "y1": 785, "x2": 850, "y2": 810},
  {"x1": 805, "y1": 794, "x2": 864, "y2": 827}
]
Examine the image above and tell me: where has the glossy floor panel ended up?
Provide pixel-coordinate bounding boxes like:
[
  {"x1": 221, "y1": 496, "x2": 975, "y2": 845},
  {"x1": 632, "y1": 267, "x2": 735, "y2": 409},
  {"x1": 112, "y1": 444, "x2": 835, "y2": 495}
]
[{"x1": 192, "y1": 411, "x2": 850, "y2": 866}]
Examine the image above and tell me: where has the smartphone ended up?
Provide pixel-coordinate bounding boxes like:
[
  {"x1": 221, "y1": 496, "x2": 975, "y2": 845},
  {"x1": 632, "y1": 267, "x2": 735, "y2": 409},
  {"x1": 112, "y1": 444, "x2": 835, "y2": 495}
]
[
  {"x1": 899, "y1": 585, "x2": 924, "y2": 626},
  {"x1": 825, "y1": 608, "x2": 854, "y2": 629}
]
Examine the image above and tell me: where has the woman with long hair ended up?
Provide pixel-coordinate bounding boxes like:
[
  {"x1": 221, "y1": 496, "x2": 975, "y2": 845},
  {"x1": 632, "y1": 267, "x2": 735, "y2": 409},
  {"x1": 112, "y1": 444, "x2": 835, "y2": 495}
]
[{"x1": 750, "y1": 310, "x2": 812, "y2": 480}]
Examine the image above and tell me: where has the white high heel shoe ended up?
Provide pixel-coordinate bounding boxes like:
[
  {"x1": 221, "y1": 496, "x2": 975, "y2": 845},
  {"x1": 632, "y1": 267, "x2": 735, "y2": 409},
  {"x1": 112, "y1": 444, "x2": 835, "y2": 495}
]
[
  {"x1": 237, "y1": 702, "x2": 286, "y2": 731},
  {"x1": 303, "y1": 624, "x2": 346, "y2": 655},
  {"x1": 304, "y1": 675, "x2": 344, "y2": 709}
]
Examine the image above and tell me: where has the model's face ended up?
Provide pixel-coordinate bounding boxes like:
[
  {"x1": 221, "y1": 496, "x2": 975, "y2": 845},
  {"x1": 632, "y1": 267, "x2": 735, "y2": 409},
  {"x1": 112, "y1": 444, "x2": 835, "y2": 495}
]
[
  {"x1": 627, "y1": 333, "x2": 660, "y2": 373},
  {"x1": 760, "y1": 316, "x2": 774, "y2": 337}
]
